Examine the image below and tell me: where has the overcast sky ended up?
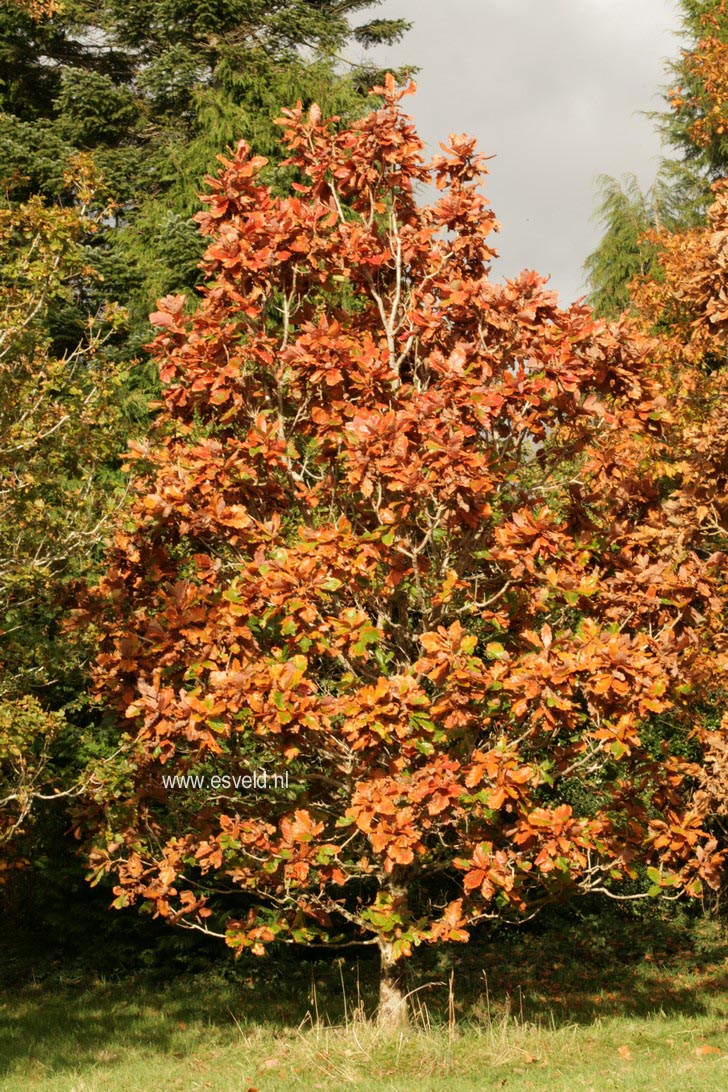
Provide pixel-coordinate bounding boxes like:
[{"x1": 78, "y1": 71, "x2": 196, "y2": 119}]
[{"x1": 366, "y1": 0, "x2": 682, "y2": 303}]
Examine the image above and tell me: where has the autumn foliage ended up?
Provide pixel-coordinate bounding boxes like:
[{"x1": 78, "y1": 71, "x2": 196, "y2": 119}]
[
  {"x1": 627, "y1": 166, "x2": 728, "y2": 867},
  {"x1": 7, "y1": 0, "x2": 60, "y2": 19},
  {"x1": 80, "y1": 78, "x2": 725, "y2": 1019},
  {"x1": 669, "y1": 0, "x2": 728, "y2": 164}
]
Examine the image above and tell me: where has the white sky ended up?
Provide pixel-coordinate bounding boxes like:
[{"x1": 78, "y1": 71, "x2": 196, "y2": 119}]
[{"x1": 366, "y1": 0, "x2": 682, "y2": 303}]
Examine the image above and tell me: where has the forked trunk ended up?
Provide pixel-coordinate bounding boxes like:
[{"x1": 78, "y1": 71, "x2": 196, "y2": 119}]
[{"x1": 377, "y1": 938, "x2": 408, "y2": 1029}]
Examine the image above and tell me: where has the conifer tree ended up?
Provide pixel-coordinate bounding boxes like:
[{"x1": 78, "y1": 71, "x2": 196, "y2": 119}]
[
  {"x1": 0, "y1": 0, "x2": 411, "y2": 345},
  {"x1": 659, "y1": 0, "x2": 728, "y2": 180}
]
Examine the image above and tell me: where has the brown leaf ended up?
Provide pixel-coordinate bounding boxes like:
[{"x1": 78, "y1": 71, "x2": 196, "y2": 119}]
[{"x1": 259, "y1": 1058, "x2": 281, "y2": 1070}]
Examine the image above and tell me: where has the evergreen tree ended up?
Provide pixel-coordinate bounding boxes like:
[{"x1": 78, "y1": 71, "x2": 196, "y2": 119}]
[
  {"x1": 0, "y1": 155, "x2": 132, "y2": 865},
  {"x1": 584, "y1": 168, "x2": 706, "y2": 319},
  {"x1": 0, "y1": 1, "x2": 411, "y2": 347},
  {"x1": 585, "y1": 174, "x2": 663, "y2": 320}
]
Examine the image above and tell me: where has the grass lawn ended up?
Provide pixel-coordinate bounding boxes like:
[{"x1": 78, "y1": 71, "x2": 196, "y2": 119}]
[{"x1": 1, "y1": 913, "x2": 726, "y2": 1090}]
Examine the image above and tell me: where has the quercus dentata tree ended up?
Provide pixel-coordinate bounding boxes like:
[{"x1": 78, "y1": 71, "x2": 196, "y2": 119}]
[
  {"x1": 627, "y1": 177, "x2": 728, "y2": 851},
  {"x1": 80, "y1": 78, "x2": 725, "y2": 1026},
  {"x1": 579, "y1": 0, "x2": 728, "y2": 876}
]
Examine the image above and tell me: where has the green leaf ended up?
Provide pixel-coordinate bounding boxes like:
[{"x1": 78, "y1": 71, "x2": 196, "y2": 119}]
[{"x1": 486, "y1": 641, "x2": 506, "y2": 660}]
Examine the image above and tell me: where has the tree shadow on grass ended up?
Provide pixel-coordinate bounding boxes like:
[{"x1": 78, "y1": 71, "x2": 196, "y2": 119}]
[
  {"x1": 417, "y1": 907, "x2": 728, "y2": 1026},
  {"x1": 0, "y1": 909, "x2": 725, "y2": 1080},
  {"x1": 0, "y1": 956, "x2": 379, "y2": 1080}
]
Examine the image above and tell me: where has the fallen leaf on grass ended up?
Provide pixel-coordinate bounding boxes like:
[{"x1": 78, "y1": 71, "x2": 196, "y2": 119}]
[
  {"x1": 695, "y1": 1044, "x2": 722, "y2": 1056},
  {"x1": 259, "y1": 1058, "x2": 281, "y2": 1070},
  {"x1": 617, "y1": 1045, "x2": 632, "y2": 1060}
]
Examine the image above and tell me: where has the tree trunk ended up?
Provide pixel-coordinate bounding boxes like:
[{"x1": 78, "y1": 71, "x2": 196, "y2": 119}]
[{"x1": 377, "y1": 938, "x2": 409, "y2": 1029}]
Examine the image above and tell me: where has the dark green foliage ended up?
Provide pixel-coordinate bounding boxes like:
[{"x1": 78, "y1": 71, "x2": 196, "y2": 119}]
[{"x1": 0, "y1": 0, "x2": 411, "y2": 342}]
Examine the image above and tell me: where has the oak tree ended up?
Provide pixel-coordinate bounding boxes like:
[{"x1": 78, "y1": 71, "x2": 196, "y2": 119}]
[{"x1": 82, "y1": 80, "x2": 725, "y2": 1026}]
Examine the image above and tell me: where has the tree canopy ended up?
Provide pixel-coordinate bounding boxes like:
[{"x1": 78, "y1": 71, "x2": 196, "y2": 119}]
[
  {"x1": 79, "y1": 79, "x2": 725, "y2": 1025},
  {"x1": 0, "y1": 155, "x2": 132, "y2": 863}
]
